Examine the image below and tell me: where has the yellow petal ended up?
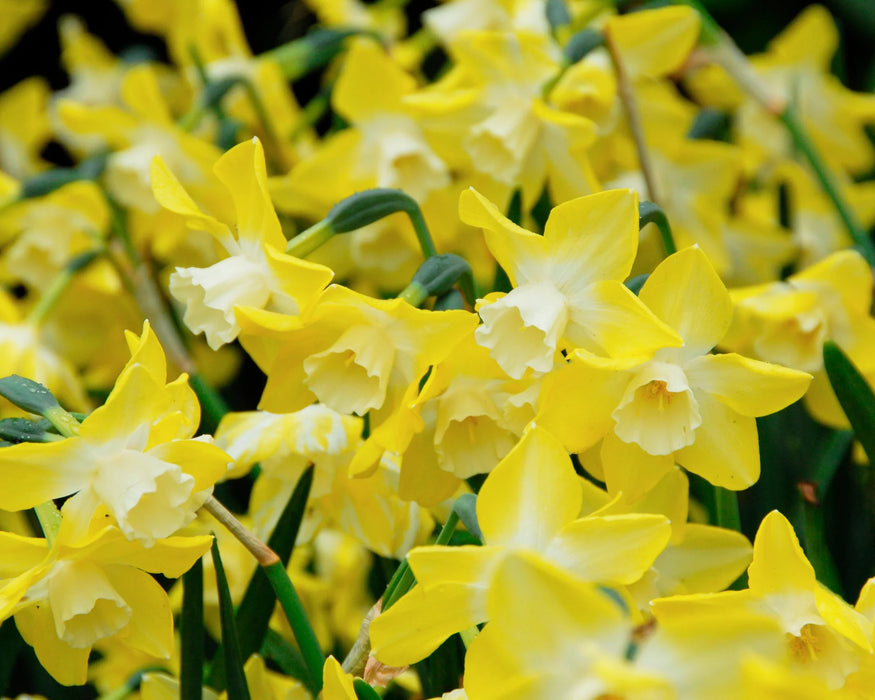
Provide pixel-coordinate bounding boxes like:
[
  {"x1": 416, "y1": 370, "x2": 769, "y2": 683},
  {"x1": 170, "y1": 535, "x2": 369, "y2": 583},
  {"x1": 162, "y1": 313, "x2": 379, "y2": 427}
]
[
  {"x1": 535, "y1": 359, "x2": 636, "y2": 451},
  {"x1": 606, "y1": 6, "x2": 701, "y2": 78},
  {"x1": 685, "y1": 353, "x2": 811, "y2": 417},
  {"x1": 150, "y1": 154, "x2": 231, "y2": 245},
  {"x1": 322, "y1": 656, "x2": 357, "y2": 700},
  {"x1": 748, "y1": 510, "x2": 816, "y2": 595},
  {"x1": 333, "y1": 40, "x2": 416, "y2": 122},
  {"x1": 477, "y1": 427, "x2": 581, "y2": 549},
  {"x1": 546, "y1": 513, "x2": 671, "y2": 585},
  {"x1": 639, "y1": 246, "x2": 732, "y2": 360},
  {"x1": 15, "y1": 603, "x2": 91, "y2": 686},
  {"x1": 370, "y1": 582, "x2": 487, "y2": 666},
  {"x1": 542, "y1": 189, "x2": 639, "y2": 288},
  {"x1": 0, "y1": 439, "x2": 92, "y2": 510},
  {"x1": 676, "y1": 393, "x2": 760, "y2": 490},
  {"x1": 566, "y1": 280, "x2": 683, "y2": 358},
  {"x1": 104, "y1": 566, "x2": 173, "y2": 658},
  {"x1": 212, "y1": 137, "x2": 286, "y2": 250},
  {"x1": 600, "y1": 433, "x2": 676, "y2": 501},
  {"x1": 458, "y1": 187, "x2": 546, "y2": 287},
  {"x1": 652, "y1": 523, "x2": 752, "y2": 594}
]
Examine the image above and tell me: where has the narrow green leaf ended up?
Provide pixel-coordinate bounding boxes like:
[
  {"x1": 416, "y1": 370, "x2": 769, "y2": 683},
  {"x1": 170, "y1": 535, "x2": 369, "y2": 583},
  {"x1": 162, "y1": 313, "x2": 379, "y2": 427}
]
[
  {"x1": 261, "y1": 629, "x2": 312, "y2": 683},
  {"x1": 354, "y1": 679, "x2": 382, "y2": 700},
  {"x1": 211, "y1": 536, "x2": 251, "y2": 700},
  {"x1": 210, "y1": 467, "x2": 314, "y2": 691},
  {"x1": 180, "y1": 557, "x2": 204, "y2": 700},
  {"x1": 823, "y1": 340, "x2": 875, "y2": 465},
  {"x1": 263, "y1": 561, "x2": 325, "y2": 691}
]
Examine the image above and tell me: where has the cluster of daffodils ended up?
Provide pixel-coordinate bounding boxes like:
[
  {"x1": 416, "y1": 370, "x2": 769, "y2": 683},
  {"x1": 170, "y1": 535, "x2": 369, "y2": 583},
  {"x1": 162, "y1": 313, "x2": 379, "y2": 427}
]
[{"x1": 0, "y1": 0, "x2": 874, "y2": 698}]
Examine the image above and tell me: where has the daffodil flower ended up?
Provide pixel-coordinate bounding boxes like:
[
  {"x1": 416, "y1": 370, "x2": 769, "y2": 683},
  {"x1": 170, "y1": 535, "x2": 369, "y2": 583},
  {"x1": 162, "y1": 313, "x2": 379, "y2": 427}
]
[
  {"x1": 0, "y1": 322, "x2": 231, "y2": 544},
  {"x1": 653, "y1": 511, "x2": 873, "y2": 691},
  {"x1": 537, "y1": 246, "x2": 812, "y2": 499},
  {"x1": 460, "y1": 187, "x2": 682, "y2": 379},
  {"x1": 152, "y1": 137, "x2": 334, "y2": 350},
  {"x1": 369, "y1": 426, "x2": 671, "y2": 666},
  {"x1": 0, "y1": 516, "x2": 212, "y2": 686},
  {"x1": 237, "y1": 283, "x2": 477, "y2": 419},
  {"x1": 464, "y1": 550, "x2": 784, "y2": 699}
]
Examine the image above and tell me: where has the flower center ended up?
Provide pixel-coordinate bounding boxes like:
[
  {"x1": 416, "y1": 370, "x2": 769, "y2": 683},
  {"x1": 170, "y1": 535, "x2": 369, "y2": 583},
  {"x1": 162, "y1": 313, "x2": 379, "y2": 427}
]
[{"x1": 612, "y1": 361, "x2": 702, "y2": 455}]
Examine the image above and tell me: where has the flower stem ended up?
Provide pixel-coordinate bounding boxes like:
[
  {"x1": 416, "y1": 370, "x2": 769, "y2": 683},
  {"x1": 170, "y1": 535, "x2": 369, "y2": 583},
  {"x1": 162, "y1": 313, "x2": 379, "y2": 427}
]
[
  {"x1": 683, "y1": 0, "x2": 875, "y2": 265},
  {"x1": 604, "y1": 27, "x2": 661, "y2": 206},
  {"x1": 26, "y1": 250, "x2": 101, "y2": 326},
  {"x1": 104, "y1": 196, "x2": 230, "y2": 430},
  {"x1": 203, "y1": 496, "x2": 325, "y2": 691}
]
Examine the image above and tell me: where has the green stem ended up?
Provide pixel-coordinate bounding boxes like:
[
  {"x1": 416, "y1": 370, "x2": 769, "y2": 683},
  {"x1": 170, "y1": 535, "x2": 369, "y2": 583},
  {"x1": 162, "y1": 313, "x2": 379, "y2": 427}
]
[
  {"x1": 27, "y1": 250, "x2": 101, "y2": 325},
  {"x1": 286, "y1": 220, "x2": 335, "y2": 258},
  {"x1": 638, "y1": 202, "x2": 677, "y2": 257},
  {"x1": 204, "y1": 496, "x2": 324, "y2": 692},
  {"x1": 398, "y1": 281, "x2": 429, "y2": 307},
  {"x1": 180, "y1": 558, "x2": 205, "y2": 700},
  {"x1": 262, "y1": 560, "x2": 326, "y2": 691},
  {"x1": 604, "y1": 28, "x2": 661, "y2": 206},
  {"x1": 682, "y1": 0, "x2": 875, "y2": 265},
  {"x1": 711, "y1": 486, "x2": 741, "y2": 531},
  {"x1": 407, "y1": 199, "x2": 438, "y2": 259},
  {"x1": 211, "y1": 536, "x2": 251, "y2": 700},
  {"x1": 383, "y1": 510, "x2": 459, "y2": 610},
  {"x1": 779, "y1": 108, "x2": 875, "y2": 264}
]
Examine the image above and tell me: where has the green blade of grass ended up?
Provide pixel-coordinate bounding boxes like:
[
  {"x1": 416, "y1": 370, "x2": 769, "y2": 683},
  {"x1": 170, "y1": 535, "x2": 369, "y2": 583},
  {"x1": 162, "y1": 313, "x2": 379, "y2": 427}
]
[{"x1": 180, "y1": 557, "x2": 205, "y2": 700}]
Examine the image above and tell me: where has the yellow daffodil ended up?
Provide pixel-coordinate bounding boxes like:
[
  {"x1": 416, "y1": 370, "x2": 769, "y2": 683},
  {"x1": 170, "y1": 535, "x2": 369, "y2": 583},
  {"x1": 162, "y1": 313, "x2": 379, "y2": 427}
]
[
  {"x1": 216, "y1": 404, "x2": 433, "y2": 556},
  {"x1": 464, "y1": 550, "x2": 783, "y2": 699},
  {"x1": 369, "y1": 426, "x2": 671, "y2": 666},
  {"x1": 348, "y1": 333, "x2": 533, "y2": 505},
  {"x1": 273, "y1": 39, "x2": 450, "y2": 220},
  {"x1": 0, "y1": 0, "x2": 45, "y2": 56},
  {"x1": 0, "y1": 514, "x2": 211, "y2": 686},
  {"x1": 152, "y1": 137, "x2": 333, "y2": 350},
  {"x1": 0, "y1": 287, "x2": 89, "y2": 414},
  {"x1": 653, "y1": 511, "x2": 873, "y2": 691},
  {"x1": 0, "y1": 180, "x2": 116, "y2": 292},
  {"x1": 0, "y1": 78, "x2": 52, "y2": 179},
  {"x1": 722, "y1": 249, "x2": 875, "y2": 429},
  {"x1": 0, "y1": 321, "x2": 230, "y2": 544},
  {"x1": 428, "y1": 30, "x2": 597, "y2": 207},
  {"x1": 460, "y1": 186, "x2": 682, "y2": 379},
  {"x1": 537, "y1": 246, "x2": 811, "y2": 498},
  {"x1": 238, "y1": 283, "x2": 478, "y2": 419}
]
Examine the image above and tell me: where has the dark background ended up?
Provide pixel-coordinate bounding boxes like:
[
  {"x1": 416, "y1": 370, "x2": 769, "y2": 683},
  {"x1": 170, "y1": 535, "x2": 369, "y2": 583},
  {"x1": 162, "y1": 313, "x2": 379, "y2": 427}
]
[{"x1": 2, "y1": 0, "x2": 875, "y2": 94}]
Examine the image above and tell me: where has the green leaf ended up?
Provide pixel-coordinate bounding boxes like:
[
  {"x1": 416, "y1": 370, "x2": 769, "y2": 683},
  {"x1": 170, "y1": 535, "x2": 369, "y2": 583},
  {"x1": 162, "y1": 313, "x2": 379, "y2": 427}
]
[
  {"x1": 180, "y1": 557, "x2": 205, "y2": 700},
  {"x1": 211, "y1": 536, "x2": 251, "y2": 700},
  {"x1": 354, "y1": 679, "x2": 382, "y2": 700},
  {"x1": 263, "y1": 560, "x2": 326, "y2": 693},
  {"x1": 261, "y1": 629, "x2": 311, "y2": 683},
  {"x1": 210, "y1": 467, "x2": 315, "y2": 691},
  {"x1": 823, "y1": 340, "x2": 875, "y2": 465}
]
